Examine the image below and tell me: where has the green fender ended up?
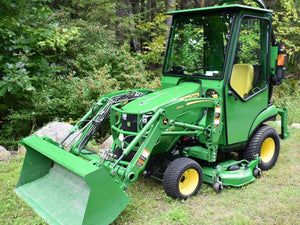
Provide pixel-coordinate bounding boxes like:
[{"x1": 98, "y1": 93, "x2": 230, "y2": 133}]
[{"x1": 248, "y1": 104, "x2": 278, "y2": 138}]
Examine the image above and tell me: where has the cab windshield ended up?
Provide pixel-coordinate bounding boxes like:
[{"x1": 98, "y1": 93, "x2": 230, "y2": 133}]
[{"x1": 164, "y1": 13, "x2": 234, "y2": 79}]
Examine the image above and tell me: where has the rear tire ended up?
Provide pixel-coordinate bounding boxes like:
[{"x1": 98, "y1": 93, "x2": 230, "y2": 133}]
[
  {"x1": 163, "y1": 158, "x2": 203, "y2": 200},
  {"x1": 240, "y1": 125, "x2": 280, "y2": 171}
]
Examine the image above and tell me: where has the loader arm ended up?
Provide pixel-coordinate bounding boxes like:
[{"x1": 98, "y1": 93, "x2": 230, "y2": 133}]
[
  {"x1": 60, "y1": 89, "x2": 151, "y2": 153},
  {"x1": 108, "y1": 97, "x2": 223, "y2": 187}
]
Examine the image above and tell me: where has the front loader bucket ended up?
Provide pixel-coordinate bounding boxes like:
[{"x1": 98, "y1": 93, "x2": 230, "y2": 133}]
[{"x1": 15, "y1": 135, "x2": 130, "y2": 225}]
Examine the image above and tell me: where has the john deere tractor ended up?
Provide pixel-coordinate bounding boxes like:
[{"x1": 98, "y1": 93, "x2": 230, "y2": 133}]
[{"x1": 16, "y1": 0, "x2": 289, "y2": 224}]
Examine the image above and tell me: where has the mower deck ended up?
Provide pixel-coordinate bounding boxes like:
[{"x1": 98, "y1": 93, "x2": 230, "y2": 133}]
[{"x1": 203, "y1": 158, "x2": 261, "y2": 191}]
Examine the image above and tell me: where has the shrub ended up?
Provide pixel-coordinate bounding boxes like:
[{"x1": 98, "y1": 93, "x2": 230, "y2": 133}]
[
  {"x1": 272, "y1": 79, "x2": 300, "y2": 124},
  {"x1": 0, "y1": 15, "x2": 159, "y2": 149}
]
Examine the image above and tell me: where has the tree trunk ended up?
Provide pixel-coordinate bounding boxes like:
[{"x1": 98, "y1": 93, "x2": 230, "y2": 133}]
[
  {"x1": 129, "y1": 0, "x2": 141, "y2": 53},
  {"x1": 116, "y1": 0, "x2": 141, "y2": 53},
  {"x1": 147, "y1": 0, "x2": 157, "y2": 20},
  {"x1": 141, "y1": 0, "x2": 146, "y2": 17},
  {"x1": 201, "y1": 0, "x2": 205, "y2": 7},
  {"x1": 166, "y1": 0, "x2": 176, "y2": 39},
  {"x1": 116, "y1": 0, "x2": 127, "y2": 44}
]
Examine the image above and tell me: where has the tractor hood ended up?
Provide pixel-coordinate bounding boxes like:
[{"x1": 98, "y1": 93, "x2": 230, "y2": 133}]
[{"x1": 123, "y1": 82, "x2": 202, "y2": 113}]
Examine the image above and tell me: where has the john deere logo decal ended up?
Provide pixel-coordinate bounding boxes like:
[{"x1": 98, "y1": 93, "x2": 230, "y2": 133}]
[{"x1": 163, "y1": 118, "x2": 169, "y2": 125}]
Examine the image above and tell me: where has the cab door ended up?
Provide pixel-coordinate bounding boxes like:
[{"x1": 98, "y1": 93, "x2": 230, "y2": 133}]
[{"x1": 225, "y1": 16, "x2": 270, "y2": 145}]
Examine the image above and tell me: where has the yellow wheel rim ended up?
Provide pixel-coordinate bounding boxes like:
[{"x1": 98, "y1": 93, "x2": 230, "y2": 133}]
[
  {"x1": 179, "y1": 168, "x2": 199, "y2": 196},
  {"x1": 260, "y1": 137, "x2": 275, "y2": 163}
]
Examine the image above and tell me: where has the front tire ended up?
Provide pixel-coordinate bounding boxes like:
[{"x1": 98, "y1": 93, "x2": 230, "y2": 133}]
[
  {"x1": 240, "y1": 125, "x2": 280, "y2": 170},
  {"x1": 163, "y1": 158, "x2": 203, "y2": 200}
]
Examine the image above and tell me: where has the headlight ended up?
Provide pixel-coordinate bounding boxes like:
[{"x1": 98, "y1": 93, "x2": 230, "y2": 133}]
[{"x1": 122, "y1": 113, "x2": 127, "y2": 120}]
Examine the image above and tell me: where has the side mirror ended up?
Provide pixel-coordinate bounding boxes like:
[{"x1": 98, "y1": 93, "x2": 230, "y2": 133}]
[
  {"x1": 277, "y1": 54, "x2": 287, "y2": 67},
  {"x1": 271, "y1": 43, "x2": 287, "y2": 86},
  {"x1": 274, "y1": 54, "x2": 287, "y2": 85}
]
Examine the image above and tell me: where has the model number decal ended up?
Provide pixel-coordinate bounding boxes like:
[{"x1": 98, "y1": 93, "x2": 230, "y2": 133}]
[{"x1": 179, "y1": 92, "x2": 200, "y2": 101}]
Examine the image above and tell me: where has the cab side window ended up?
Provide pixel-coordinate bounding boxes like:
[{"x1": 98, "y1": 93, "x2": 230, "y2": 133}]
[{"x1": 230, "y1": 17, "x2": 269, "y2": 99}]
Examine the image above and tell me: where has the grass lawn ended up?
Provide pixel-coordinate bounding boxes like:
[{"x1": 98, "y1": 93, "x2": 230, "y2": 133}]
[{"x1": 1, "y1": 127, "x2": 299, "y2": 225}]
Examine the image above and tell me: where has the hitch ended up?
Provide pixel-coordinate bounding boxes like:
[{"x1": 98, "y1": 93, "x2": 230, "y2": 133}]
[{"x1": 278, "y1": 107, "x2": 290, "y2": 140}]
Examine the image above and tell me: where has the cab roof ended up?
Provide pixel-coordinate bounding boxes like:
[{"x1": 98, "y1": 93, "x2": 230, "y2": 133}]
[{"x1": 166, "y1": 4, "x2": 272, "y2": 16}]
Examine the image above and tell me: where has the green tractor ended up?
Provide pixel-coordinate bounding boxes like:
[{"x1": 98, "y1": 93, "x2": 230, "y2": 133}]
[{"x1": 16, "y1": 0, "x2": 289, "y2": 224}]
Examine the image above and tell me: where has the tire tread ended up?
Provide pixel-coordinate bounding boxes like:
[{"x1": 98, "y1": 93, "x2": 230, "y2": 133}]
[
  {"x1": 239, "y1": 124, "x2": 280, "y2": 170},
  {"x1": 163, "y1": 157, "x2": 203, "y2": 200}
]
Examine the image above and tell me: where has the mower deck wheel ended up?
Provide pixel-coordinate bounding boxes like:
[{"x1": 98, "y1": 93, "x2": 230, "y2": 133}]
[
  {"x1": 253, "y1": 167, "x2": 262, "y2": 178},
  {"x1": 213, "y1": 181, "x2": 223, "y2": 193}
]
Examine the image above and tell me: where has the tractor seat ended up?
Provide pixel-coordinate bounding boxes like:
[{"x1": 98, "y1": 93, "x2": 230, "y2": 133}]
[{"x1": 230, "y1": 64, "x2": 254, "y2": 99}]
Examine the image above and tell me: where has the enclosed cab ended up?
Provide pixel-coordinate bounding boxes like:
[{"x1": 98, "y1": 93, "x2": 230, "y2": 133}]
[{"x1": 162, "y1": 2, "x2": 289, "y2": 154}]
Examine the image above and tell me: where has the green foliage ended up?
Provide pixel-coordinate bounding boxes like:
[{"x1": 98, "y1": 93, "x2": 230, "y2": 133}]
[
  {"x1": 236, "y1": 19, "x2": 261, "y2": 65},
  {"x1": 62, "y1": 20, "x2": 148, "y2": 89},
  {"x1": 29, "y1": 54, "x2": 148, "y2": 125},
  {"x1": 272, "y1": 79, "x2": 300, "y2": 124},
  {"x1": 0, "y1": 8, "x2": 155, "y2": 149},
  {"x1": 168, "y1": 21, "x2": 205, "y2": 71},
  {"x1": 0, "y1": 1, "x2": 78, "y2": 100},
  {"x1": 138, "y1": 12, "x2": 168, "y2": 66},
  {"x1": 0, "y1": 60, "x2": 33, "y2": 97},
  {"x1": 272, "y1": 0, "x2": 300, "y2": 74},
  {"x1": 137, "y1": 12, "x2": 168, "y2": 81},
  {"x1": 69, "y1": 0, "x2": 118, "y2": 27},
  {"x1": 0, "y1": 3, "x2": 80, "y2": 148}
]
